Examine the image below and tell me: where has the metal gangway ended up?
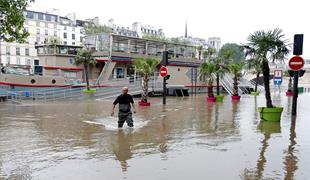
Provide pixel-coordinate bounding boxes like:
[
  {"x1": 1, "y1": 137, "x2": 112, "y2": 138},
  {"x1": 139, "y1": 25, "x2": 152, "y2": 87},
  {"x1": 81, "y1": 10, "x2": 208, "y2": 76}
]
[{"x1": 212, "y1": 73, "x2": 250, "y2": 95}]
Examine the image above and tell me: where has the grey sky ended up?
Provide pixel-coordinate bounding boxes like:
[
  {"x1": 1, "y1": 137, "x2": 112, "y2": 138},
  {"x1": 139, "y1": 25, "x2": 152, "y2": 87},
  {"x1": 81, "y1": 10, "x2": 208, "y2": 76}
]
[{"x1": 29, "y1": 0, "x2": 310, "y2": 58}]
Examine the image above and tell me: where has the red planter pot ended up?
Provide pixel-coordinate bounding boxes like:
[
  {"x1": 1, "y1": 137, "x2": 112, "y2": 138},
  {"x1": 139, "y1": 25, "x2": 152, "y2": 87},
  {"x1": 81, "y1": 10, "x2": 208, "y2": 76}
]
[
  {"x1": 286, "y1": 91, "x2": 293, "y2": 96},
  {"x1": 231, "y1": 95, "x2": 241, "y2": 101},
  {"x1": 206, "y1": 96, "x2": 216, "y2": 102},
  {"x1": 138, "y1": 101, "x2": 151, "y2": 106}
]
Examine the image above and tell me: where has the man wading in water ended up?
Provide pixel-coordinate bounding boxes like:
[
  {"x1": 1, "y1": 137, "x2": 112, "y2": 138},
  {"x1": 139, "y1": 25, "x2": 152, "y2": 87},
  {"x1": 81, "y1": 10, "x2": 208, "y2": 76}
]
[{"x1": 111, "y1": 87, "x2": 136, "y2": 128}]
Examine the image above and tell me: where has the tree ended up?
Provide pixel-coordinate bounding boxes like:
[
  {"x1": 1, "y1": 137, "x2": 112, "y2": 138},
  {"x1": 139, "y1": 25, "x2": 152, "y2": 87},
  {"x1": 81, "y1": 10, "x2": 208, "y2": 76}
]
[
  {"x1": 219, "y1": 43, "x2": 245, "y2": 62},
  {"x1": 229, "y1": 61, "x2": 244, "y2": 96},
  {"x1": 45, "y1": 36, "x2": 63, "y2": 45},
  {"x1": 200, "y1": 61, "x2": 216, "y2": 97},
  {"x1": 203, "y1": 47, "x2": 216, "y2": 61},
  {"x1": 246, "y1": 58, "x2": 262, "y2": 92},
  {"x1": 85, "y1": 25, "x2": 112, "y2": 35},
  {"x1": 75, "y1": 49, "x2": 97, "y2": 90},
  {"x1": 133, "y1": 57, "x2": 160, "y2": 103},
  {"x1": 212, "y1": 48, "x2": 233, "y2": 96},
  {"x1": 0, "y1": 0, "x2": 34, "y2": 42},
  {"x1": 245, "y1": 29, "x2": 289, "y2": 107}
]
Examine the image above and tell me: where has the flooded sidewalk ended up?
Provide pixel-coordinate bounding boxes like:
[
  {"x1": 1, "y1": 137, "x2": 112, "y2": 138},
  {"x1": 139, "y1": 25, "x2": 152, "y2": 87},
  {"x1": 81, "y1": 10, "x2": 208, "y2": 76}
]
[{"x1": 0, "y1": 93, "x2": 310, "y2": 179}]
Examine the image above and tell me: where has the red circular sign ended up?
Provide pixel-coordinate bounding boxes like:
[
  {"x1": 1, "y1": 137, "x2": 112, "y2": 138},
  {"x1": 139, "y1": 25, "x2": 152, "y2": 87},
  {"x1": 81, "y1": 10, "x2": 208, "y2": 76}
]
[
  {"x1": 289, "y1": 56, "x2": 304, "y2": 71},
  {"x1": 160, "y1": 66, "x2": 168, "y2": 77}
]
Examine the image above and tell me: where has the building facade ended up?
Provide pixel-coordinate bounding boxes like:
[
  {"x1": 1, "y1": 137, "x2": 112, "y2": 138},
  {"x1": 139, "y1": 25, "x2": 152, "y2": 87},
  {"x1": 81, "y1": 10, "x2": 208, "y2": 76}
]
[
  {"x1": 0, "y1": 10, "x2": 91, "y2": 67},
  {"x1": 207, "y1": 37, "x2": 221, "y2": 52},
  {"x1": 107, "y1": 19, "x2": 164, "y2": 39}
]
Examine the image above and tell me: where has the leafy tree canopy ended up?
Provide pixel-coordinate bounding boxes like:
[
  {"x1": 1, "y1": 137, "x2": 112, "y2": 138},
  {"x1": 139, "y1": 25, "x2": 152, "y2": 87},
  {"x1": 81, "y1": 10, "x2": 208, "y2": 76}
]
[{"x1": 0, "y1": 0, "x2": 34, "y2": 42}]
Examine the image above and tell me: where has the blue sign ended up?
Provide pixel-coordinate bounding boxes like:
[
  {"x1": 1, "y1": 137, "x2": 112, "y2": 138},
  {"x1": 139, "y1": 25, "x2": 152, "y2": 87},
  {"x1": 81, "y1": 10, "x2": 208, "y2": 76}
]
[
  {"x1": 68, "y1": 58, "x2": 75, "y2": 65},
  {"x1": 274, "y1": 77, "x2": 282, "y2": 86}
]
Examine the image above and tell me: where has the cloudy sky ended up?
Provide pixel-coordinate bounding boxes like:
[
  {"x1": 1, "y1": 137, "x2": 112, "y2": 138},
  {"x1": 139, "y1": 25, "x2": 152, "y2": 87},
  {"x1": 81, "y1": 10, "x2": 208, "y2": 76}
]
[{"x1": 29, "y1": 0, "x2": 310, "y2": 58}]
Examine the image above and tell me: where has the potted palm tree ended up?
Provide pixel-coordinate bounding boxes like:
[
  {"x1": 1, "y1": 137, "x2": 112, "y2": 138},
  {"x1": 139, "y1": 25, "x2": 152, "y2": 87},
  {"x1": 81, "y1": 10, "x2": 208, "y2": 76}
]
[
  {"x1": 245, "y1": 29, "x2": 289, "y2": 122},
  {"x1": 75, "y1": 49, "x2": 97, "y2": 93},
  {"x1": 229, "y1": 61, "x2": 244, "y2": 101},
  {"x1": 133, "y1": 57, "x2": 160, "y2": 106},
  {"x1": 200, "y1": 62, "x2": 216, "y2": 102},
  {"x1": 213, "y1": 50, "x2": 233, "y2": 102}
]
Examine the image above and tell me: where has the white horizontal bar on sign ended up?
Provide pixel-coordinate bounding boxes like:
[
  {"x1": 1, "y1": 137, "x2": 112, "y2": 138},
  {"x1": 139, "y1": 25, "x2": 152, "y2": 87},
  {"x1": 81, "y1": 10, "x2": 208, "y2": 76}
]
[{"x1": 290, "y1": 62, "x2": 303, "y2": 65}]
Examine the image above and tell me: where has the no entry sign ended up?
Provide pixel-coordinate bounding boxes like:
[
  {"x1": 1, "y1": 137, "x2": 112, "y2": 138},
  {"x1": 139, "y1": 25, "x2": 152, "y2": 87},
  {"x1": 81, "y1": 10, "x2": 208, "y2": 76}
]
[
  {"x1": 160, "y1": 66, "x2": 168, "y2": 77},
  {"x1": 289, "y1": 56, "x2": 304, "y2": 71}
]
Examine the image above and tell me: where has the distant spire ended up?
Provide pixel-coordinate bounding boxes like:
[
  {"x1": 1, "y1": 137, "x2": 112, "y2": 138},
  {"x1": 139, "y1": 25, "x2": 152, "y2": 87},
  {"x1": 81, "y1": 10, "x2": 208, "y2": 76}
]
[{"x1": 185, "y1": 20, "x2": 188, "y2": 38}]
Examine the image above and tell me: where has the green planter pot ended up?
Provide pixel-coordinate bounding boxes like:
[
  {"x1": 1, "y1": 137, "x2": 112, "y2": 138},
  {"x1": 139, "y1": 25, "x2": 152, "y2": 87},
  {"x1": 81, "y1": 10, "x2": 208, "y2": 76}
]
[
  {"x1": 82, "y1": 88, "x2": 97, "y2": 94},
  {"x1": 257, "y1": 107, "x2": 283, "y2": 122},
  {"x1": 215, "y1": 95, "x2": 224, "y2": 102},
  {"x1": 251, "y1": 91, "x2": 260, "y2": 96}
]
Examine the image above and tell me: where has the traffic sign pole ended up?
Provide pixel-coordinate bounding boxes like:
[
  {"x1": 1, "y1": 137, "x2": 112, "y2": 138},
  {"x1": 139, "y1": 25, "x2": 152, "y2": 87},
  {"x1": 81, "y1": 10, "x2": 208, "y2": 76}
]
[
  {"x1": 292, "y1": 71, "x2": 299, "y2": 115},
  {"x1": 290, "y1": 34, "x2": 304, "y2": 115}
]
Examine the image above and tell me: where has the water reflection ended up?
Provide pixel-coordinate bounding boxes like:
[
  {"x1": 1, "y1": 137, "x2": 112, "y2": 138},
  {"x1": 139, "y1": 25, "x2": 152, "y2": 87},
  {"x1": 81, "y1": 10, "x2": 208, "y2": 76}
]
[
  {"x1": 283, "y1": 115, "x2": 298, "y2": 179},
  {"x1": 112, "y1": 130, "x2": 133, "y2": 172},
  {"x1": 242, "y1": 121, "x2": 281, "y2": 179}
]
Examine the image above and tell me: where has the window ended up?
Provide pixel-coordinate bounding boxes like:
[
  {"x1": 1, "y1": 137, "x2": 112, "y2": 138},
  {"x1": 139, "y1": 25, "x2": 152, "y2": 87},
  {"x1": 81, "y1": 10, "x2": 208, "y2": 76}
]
[
  {"x1": 16, "y1": 57, "x2": 21, "y2": 65},
  {"x1": 72, "y1": 34, "x2": 75, "y2": 40},
  {"x1": 64, "y1": 41, "x2": 67, "y2": 45},
  {"x1": 64, "y1": 26, "x2": 67, "y2": 30},
  {"x1": 25, "y1": 48, "x2": 30, "y2": 56},
  {"x1": 38, "y1": 13, "x2": 44, "y2": 20},
  {"x1": 72, "y1": 42, "x2": 75, "y2": 45},
  {"x1": 45, "y1": 29, "x2": 48, "y2": 36},
  {"x1": 36, "y1": 28, "x2": 40, "y2": 35},
  {"x1": 36, "y1": 37, "x2": 40, "y2": 44},
  {"x1": 16, "y1": 47, "x2": 20, "y2": 55},
  {"x1": 27, "y1": 59, "x2": 31, "y2": 65},
  {"x1": 26, "y1": 11, "x2": 34, "y2": 19},
  {"x1": 80, "y1": 36, "x2": 83, "y2": 42},
  {"x1": 6, "y1": 56, "x2": 10, "y2": 64},
  {"x1": 64, "y1": 71, "x2": 77, "y2": 78},
  {"x1": 72, "y1": 27, "x2": 75, "y2": 32},
  {"x1": 45, "y1": 22, "x2": 48, "y2": 28},
  {"x1": 54, "y1": 31, "x2": 57, "y2": 37},
  {"x1": 36, "y1": 21, "x2": 40, "y2": 26},
  {"x1": 34, "y1": 59, "x2": 39, "y2": 66},
  {"x1": 6, "y1": 46, "x2": 10, "y2": 55},
  {"x1": 45, "y1": 15, "x2": 51, "y2": 21},
  {"x1": 63, "y1": 32, "x2": 67, "y2": 39}
]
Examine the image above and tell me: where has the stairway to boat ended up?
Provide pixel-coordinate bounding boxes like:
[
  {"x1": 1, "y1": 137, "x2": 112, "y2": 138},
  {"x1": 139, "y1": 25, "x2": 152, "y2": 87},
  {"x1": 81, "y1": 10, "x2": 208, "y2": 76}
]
[{"x1": 96, "y1": 61, "x2": 116, "y2": 85}]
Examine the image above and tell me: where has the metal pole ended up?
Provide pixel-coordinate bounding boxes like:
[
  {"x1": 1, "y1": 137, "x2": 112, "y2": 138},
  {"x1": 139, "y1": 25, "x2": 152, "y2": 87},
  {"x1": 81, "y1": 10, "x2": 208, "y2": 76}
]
[
  {"x1": 163, "y1": 76, "x2": 166, "y2": 105},
  {"x1": 292, "y1": 71, "x2": 299, "y2": 115},
  {"x1": 191, "y1": 67, "x2": 194, "y2": 94}
]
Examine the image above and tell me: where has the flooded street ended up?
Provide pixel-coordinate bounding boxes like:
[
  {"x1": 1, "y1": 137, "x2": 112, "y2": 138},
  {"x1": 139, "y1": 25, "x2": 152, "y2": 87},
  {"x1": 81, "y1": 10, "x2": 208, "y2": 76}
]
[{"x1": 1, "y1": 93, "x2": 310, "y2": 180}]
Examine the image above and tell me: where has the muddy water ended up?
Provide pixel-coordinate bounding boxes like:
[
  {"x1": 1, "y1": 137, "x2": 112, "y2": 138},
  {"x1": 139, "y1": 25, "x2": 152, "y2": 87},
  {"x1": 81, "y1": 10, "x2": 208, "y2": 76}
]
[{"x1": 0, "y1": 93, "x2": 310, "y2": 180}]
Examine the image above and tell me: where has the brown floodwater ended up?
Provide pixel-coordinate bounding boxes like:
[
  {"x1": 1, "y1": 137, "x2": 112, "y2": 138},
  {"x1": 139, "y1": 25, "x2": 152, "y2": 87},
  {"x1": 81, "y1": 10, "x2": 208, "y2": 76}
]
[{"x1": 0, "y1": 92, "x2": 310, "y2": 180}]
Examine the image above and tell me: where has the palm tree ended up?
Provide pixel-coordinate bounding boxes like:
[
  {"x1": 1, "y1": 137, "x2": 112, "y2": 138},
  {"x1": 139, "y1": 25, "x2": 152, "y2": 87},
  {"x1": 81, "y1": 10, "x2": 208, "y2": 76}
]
[
  {"x1": 200, "y1": 62, "x2": 216, "y2": 97},
  {"x1": 245, "y1": 29, "x2": 289, "y2": 107},
  {"x1": 203, "y1": 47, "x2": 216, "y2": 61},
  {"x1": 212, "y1": 49, "x2": 233, "y2": 96},
  {"x1": 246, "y1": 58, "x2": 262, "y2": 93},
  {"x1": 75, "y1": 49, "x2": 97, "y2": 90},
  {"x1": 229, "y1": 62, "x2": 244, "y2": 96},
  {"x1": 133, "y1": 57, "x2": 160, "y2": 103}
]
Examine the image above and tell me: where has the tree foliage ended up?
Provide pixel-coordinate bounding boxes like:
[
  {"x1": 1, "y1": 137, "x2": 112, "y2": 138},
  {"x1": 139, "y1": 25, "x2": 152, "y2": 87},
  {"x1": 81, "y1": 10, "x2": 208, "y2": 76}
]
[
  {"x1": 244, "y1": 29, "x2": 289, "y2": 107},
  {"x1": 133, "y1": 57, "x2": 160, "y2": 76},
  {"x1": 0, "y1": 0, "x2": 34, "y2": 42},
  {"x1": 85, "y1": 25, "x2": 113, "y2": 35},
  {"x1": 219, "y1": 43, "x2": 245, "y2": 62},
  {"x1": 75, "y1": 49, "x2": 97, "y2": 90}
]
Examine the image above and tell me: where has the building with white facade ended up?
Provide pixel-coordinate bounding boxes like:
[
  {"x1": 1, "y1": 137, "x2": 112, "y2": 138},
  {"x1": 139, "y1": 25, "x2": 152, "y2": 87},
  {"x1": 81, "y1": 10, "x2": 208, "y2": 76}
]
[
  {"x1": 207, "y1": 37, "x2": 221, "y2": 51},
  {"x1": 0, "y1": 10, "x2": 93, "y2": 66},
  {"x1": 107, "y1": 19, "x2": 164, "y2": 38}
]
